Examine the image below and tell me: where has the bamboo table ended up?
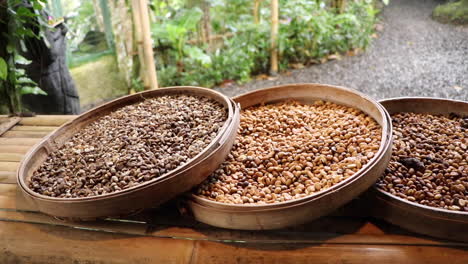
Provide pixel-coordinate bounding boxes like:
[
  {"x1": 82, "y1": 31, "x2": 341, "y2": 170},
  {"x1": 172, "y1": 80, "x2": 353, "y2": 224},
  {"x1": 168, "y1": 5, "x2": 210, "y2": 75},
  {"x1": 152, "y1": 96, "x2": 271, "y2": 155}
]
[{"x1": 0, "y1": 115, "x2": 467, "y2": 264}]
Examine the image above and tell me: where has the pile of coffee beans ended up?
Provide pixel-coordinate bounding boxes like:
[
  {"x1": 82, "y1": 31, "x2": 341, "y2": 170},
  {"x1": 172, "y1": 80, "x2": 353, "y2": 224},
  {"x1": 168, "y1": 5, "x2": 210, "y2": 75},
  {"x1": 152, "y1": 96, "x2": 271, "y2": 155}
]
[
  {"x1": 376, "y1": 112, "x2": 467, "y2": 211},
  {"x1": 195, "y1": 100, "x2": 382, "y2": 204},
  {"x1": 29, "y1": 95, "x2": 227, "y2": 198}
]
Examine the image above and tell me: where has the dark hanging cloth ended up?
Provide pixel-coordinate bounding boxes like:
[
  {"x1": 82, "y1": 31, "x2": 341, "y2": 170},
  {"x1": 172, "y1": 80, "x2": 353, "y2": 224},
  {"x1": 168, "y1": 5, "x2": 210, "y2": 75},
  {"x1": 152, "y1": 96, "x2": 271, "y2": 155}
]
[{"x1": 21, "y1": 11, "x2": 80, "y2": 114}]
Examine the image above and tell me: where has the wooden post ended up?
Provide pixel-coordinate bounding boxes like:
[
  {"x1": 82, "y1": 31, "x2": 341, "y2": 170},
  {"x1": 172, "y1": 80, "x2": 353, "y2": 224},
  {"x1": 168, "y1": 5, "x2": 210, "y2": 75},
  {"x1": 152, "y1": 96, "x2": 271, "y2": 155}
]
[
  {"x1": 136, "y1": 0, "x2": 159, "y2": 89},
  {"x1": 270, "y1": 0, "x2": 279, "y2": 75}
]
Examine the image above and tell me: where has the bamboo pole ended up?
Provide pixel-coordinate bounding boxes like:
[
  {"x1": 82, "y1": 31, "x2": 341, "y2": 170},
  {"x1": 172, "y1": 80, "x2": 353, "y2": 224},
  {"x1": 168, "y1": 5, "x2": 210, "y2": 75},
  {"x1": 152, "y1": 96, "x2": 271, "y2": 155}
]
[
  {"x1": 131, "y1": 0, "x2": 149, "y2": 90},
  {"x1": 253, "y1": 0, "x2": 260, "y2": 24},
  {"x1": 137, "y1": 0, "x2": 159, "y2": 90},
  {"x1": 270, "y1": 0, "x2": 279, "y2": 75}
]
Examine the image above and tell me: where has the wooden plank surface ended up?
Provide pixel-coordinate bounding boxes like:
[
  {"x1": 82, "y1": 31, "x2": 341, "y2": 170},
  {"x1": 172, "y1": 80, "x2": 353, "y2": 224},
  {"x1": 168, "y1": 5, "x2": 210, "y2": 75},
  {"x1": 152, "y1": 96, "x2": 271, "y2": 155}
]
[
  {"x1": 0, "y1": 162, "x2": 19, "y2": 172},
  {"x1": 0, "y1": 153, "x2": 23, "y2": 162},
  {"x1": 0, "y1": 117, "x2": 21, "y2": 136},
  {"x1": 0, "y1": 221, "x2": 194, "y2": 264},
  {"x1": 0, "y1": 184, "x2": 18, "y2": 209},
  {"x1": 2, "y1": 131, "x2": 50, "y2": 138},
  {"x1": 0, "y1": 220, "x2": 467, "y2": 264},
  {"x1": 192, "y1": 240, "x2": 468, "y2": 264},
  {"x1": 2, "y1": 183, "x2": 465, "y2": 248},
  {"x1": 17, "y1": 115, "x2": 76, "y2": 126},
  {"x1": 0, "y1": 145, "x2": 31, "y2": 154},
  {"x1": 0, "y1": 138, "x2": 41, "y2": 146},
  {"x1": 0, "y1": 172, "x2": 16, "y2": 184},
  {"x1": 10, "y1": 126, "x2": 57, "y2": 132}
]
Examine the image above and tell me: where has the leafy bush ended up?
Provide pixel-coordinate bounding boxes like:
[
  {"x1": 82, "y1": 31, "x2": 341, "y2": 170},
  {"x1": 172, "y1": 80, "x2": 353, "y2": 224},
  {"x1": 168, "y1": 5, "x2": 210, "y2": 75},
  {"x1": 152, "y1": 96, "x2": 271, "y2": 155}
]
[{"x1": 152, "y1": 0, "x2": 378, "y2": 88}]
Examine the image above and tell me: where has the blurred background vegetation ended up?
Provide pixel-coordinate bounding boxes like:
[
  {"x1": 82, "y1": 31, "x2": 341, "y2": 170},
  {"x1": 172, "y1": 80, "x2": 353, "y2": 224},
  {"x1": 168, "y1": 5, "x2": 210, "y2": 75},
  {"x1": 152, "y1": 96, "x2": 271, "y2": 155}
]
[{"x1": 3, "y1": 0, "x2": 382, "y2": 111}]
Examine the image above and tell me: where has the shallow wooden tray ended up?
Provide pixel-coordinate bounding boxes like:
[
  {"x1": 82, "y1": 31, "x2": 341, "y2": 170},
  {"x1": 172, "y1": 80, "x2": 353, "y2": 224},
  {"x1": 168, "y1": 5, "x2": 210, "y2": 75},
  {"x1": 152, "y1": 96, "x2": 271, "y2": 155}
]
[
  {"x1": 370, "y1": 97, "x2": 468, "y2": 242},
  {"x1": 17, "y1": 87, "x2": 240, "y2": 220},
  {"x1": 188, "y1": 83, "x2": 393, "y2": 230}
]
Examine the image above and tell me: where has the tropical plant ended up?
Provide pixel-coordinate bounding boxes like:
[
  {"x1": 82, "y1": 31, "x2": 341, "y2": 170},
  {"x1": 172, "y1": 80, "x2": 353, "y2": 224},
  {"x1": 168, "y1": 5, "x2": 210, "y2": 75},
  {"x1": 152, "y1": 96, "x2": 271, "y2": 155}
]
[
  {"x1": 0, "y1": 0, "x2": 47, "y2": 114},
  {"x1": 150, "y1": 0, "x2": 378, "y2": 88}
]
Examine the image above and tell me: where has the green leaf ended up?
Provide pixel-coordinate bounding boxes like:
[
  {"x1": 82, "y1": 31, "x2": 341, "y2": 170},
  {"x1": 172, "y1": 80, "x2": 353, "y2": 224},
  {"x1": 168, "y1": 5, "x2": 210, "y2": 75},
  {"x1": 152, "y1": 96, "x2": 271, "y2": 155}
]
[
  {"x1": 0, "y1": 58, "x2": 7, "y2": 80},
  {"x1": 17, "y1": 77, "x2": 37, "y2": 85},
  {"x1": 6, "y1": 44, "x2": 14, "y2": 54},
  {"x1": 16, "y1": 6, "x2": 37, "y2": 18},
  {"x1": 33, "y1": 1, "x2": 44, "y2": 11},
  {"x1": 20, "y1": 86, "x2": 47, "y2": 95},
  {"x1": 185, "y1": 46, "x2": 212, "y2": 67},
  {"x1": 15, "y1": 55, "x2": 32, "y2": 65}
]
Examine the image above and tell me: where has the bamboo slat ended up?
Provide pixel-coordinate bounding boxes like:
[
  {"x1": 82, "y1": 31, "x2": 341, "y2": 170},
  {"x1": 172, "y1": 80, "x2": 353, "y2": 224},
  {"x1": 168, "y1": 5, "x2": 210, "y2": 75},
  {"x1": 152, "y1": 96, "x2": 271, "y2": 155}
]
[
  {"x1": 18, "y1": 115, "x2": 76, "y2": 126},
  {"x1": 0, "y1": 145, "x2": 32, "y2": 154},
  {"x1": 0, "y1": 138, "x2": 41, "y2": 146},
  {"x1": 0, "y1": 172, "x2": 16, "y2": 184},
  {"x1": 0, "y1": 162, "x2": 19, "y2": 172},
  {"x1": 0, "y1": 117, "x2": 21, "y2": 136},
  {"x1": 10, "y1": 125, "x2": 57, "y2": 132},
  {"x1": 2, "y1": 131, "x2": 50, "y2": 138},
  {"x1": 0, "y1": 153, "x2": 23, "y2": 162}
]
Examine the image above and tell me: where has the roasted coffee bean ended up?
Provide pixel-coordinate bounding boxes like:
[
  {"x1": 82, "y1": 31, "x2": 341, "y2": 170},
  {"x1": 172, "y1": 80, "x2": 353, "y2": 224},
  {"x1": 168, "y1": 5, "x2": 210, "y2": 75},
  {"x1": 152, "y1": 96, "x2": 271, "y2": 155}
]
[
  {"x1": 195, "y1": 100, "x2": 382, "y2": 204},
  {"x1": 29, "y1": 95, "x2": 227, "y2": 198},
  {"x1": 377, "y1": 112, "x2": 467, "y2": 211}
]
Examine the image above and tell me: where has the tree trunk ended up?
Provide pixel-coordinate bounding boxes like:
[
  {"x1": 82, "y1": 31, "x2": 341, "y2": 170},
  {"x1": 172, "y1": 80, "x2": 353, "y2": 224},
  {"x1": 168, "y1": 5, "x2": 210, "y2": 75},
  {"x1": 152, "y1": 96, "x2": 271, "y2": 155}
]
[
  {"x1": 270, "y1": 0, "x2": 279, "y2": 75},
  {"x1": 202, "y1": 0, "x2": 211, "y2": 48},
  {"x1": 91, "y1": 0, "x2": 105, "y2": 32},
  {"x1": 99, "y1": 0, "x2": 114, "y2": 49},
  {"x1": 108, "y1": 0, "x2": 135, "y2": 89}
]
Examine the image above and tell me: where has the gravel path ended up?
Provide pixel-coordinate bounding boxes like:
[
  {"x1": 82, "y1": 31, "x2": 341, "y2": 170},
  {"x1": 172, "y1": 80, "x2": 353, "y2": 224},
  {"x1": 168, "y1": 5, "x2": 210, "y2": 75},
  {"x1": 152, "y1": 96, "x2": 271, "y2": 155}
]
[{"x1": 215, "y1": 0, "x2": 468, "y2": 101}]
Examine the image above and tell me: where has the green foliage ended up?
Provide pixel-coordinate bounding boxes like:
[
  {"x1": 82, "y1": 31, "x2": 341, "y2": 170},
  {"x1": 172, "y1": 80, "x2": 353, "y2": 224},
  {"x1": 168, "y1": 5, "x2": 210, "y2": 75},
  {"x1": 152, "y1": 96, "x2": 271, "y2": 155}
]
[
  {"x1": 152, "y1": 0, "x2": 378, "y2": 88},
  {"x1": 0, "y1": 0, "x2": 48, "y2": 114},
  {"x1": 62, "y1": 0, "x2": 99, "y2": 51},
  {"x1": 433, "y1": 0, "x2": 468, "y2": 25},
  {"x1": 69, "y1": 50, "x2": 114, "y2": 68},
  {"x1": 131, "y1": 77, "x2": 145, "y2": 93},
  {"x1": 0, "y1": 58, "x2": 7, "y2": 80}
]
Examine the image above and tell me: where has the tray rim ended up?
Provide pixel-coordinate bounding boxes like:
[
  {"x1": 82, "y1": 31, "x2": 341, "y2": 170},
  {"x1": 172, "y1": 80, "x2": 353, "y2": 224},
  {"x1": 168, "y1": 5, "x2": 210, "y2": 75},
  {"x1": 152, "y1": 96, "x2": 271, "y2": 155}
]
[
  {"x1": 373, "y1": 96, "x2": 468, "y2": 217},
  {"x1": 17, "y1": 86, "x2": 236, "y2": 202},
  {"x1": 190, "y1": 83, "x2": 393, "y2": 209}
]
